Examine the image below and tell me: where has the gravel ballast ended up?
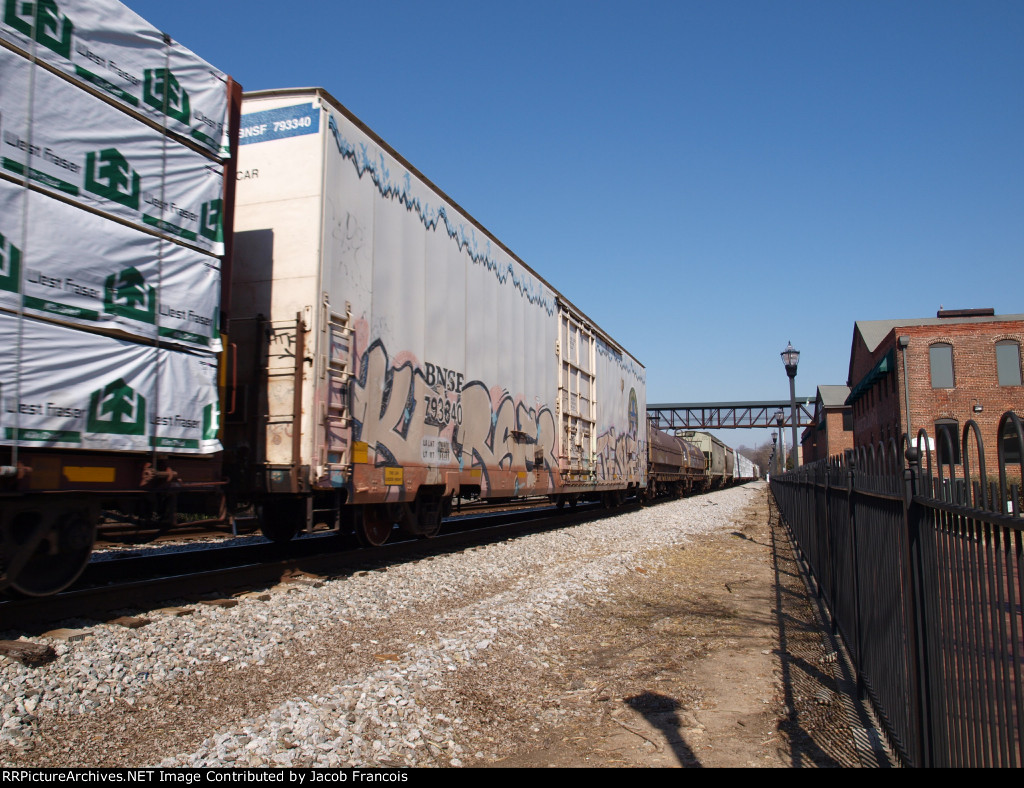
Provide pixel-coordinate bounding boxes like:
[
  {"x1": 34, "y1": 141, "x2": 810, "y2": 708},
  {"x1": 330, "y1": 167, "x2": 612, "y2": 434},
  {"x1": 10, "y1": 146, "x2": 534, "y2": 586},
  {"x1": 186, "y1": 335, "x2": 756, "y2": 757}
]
[{"x1": 1, "y1": 484, "x2": 765, "y2": 767}]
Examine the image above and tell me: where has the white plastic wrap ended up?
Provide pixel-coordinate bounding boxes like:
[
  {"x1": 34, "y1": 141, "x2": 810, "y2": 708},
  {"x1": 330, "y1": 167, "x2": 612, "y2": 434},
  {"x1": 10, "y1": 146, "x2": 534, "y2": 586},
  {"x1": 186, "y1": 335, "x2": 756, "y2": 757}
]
[
  {"x1": 0, "y1": 312, "x2": 221, "y2": 453},
  {"x1": 0, "y1": 0, "x2": 229, "y2": 156},
  {"x1": 0, "y1": 181, "x2": 221, "y2": 350},
  {"x1": 0, "y1": 46, "x2": 226, "y2": 255}
]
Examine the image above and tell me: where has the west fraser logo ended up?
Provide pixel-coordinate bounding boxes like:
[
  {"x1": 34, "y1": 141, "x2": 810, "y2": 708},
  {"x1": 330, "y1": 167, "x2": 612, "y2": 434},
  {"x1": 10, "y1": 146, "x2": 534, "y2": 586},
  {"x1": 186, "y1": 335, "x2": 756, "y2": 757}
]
[
  {"x1": 84, "y1": 148, "x2": 140, "y2": 209},
  {"x1": 87, "y1": 378, "x2": 146, "y2": 435},
  {"x1": 628, "y1": 388, "x2": 638, "y2": 436},
  {"x1": 0, "y1": 230, "x2": 20, "y2": 294},
  {"x1": 199, "y1": 199, "x2": 222, "y2": 244},
  {"x1": 104, "y1": 266, "x2": 155, "y2": 324},
  {"x1": 4, "y1": 0, "x2": 73, "y2": 59},
  {"x1": 143, "y1": 68, "x2": 190, "y2": 125},
  {"x1": 202, "y1": 401, "x2": 219, "y2": 441}
]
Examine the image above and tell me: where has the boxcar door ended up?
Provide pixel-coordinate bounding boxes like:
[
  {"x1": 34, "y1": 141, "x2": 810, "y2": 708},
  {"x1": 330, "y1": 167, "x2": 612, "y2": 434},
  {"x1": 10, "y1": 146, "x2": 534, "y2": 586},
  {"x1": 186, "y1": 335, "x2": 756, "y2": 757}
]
[{"x1": 557, "y1": 307, "x2": 597, "y2": 481}]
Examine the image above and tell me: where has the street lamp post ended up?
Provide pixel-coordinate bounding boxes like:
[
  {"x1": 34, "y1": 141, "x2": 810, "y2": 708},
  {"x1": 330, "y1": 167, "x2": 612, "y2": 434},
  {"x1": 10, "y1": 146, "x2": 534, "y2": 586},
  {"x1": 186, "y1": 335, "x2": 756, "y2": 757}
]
[
  {"x1": 774, "y1": 410, "x2": 785, "y2": 473},
  {"x1": 781, "y1": 342, "x2": 800, "y2": 468}
]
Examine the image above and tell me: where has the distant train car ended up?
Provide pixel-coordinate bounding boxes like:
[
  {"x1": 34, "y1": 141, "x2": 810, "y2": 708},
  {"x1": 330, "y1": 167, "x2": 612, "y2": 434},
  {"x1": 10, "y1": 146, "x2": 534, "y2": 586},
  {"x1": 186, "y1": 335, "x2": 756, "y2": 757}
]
[
  {"x1": 679, "y1": 431, "x2": 730, "y2": 489},
  {"x1": 735, "y1": 452, "x2": 760, "y2": 482},
  {"x1": 644, "y1": 425, "x2": 704, "y2": 501}
]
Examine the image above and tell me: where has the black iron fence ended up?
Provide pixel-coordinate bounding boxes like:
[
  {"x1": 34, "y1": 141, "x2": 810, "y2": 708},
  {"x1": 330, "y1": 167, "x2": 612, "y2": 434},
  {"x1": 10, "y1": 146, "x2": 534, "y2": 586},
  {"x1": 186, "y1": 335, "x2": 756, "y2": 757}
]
[{"x1": 771, "y1": 411, "x2": 1024, "y2": 767}]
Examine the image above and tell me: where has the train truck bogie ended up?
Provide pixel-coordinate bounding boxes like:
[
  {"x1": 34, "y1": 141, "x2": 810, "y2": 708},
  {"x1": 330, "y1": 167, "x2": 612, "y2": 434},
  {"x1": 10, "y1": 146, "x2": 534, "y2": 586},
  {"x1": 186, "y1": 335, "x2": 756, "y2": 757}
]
[{"x1": 1, "y1": 497, "x2": 98, "y2": 597}]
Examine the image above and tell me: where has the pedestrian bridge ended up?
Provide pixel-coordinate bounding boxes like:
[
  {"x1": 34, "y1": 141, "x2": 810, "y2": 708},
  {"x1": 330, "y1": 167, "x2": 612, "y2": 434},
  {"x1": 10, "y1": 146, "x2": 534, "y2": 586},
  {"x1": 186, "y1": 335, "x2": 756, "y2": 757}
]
[{"x1": 647, "y1": 399, "x2": 815, "y2": 431}]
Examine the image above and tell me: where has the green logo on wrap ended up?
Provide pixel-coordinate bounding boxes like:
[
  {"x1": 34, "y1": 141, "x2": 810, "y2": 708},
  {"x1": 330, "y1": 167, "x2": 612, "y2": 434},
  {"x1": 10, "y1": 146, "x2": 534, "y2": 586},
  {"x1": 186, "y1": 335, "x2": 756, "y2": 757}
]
[
  {"x1": 0, "y1": 230, "x2": 20, "y2": 294},
  {"x1": 87, "y1": 378, "x2": 146, "y2": 436},
  {"x1": 4, "y1": 0, "x2": 73, "y2": 59},
  {"x1": 200, "y1": 199, "x2": 223, "y2": 244},
  {"x1": 203, "y1": 402, "x2": 220, "y2": 441},
  {"x1": 84, "y1": 148, "x2": 140, "y2": 209},
  {"x1": 104, "y1": 267, "x2": 156, "y2": 324},
  {"x1": 143, "y1": 68, "x2": 191, "y2": 124}
]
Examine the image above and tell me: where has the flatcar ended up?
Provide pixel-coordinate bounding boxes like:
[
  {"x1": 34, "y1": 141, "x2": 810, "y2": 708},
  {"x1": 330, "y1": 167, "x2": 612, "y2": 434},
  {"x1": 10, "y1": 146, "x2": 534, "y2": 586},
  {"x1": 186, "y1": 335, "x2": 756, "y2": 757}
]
[{"x1": 0, "y1": 0, "x2": 240, "y2": 596}]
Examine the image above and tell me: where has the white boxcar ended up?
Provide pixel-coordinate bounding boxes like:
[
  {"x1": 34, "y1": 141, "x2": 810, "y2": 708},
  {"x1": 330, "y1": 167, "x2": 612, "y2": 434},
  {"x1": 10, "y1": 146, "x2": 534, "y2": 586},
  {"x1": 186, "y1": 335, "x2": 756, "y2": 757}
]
[{"x1": 229, "y1": 88, "x2": 645, "y2": 544}]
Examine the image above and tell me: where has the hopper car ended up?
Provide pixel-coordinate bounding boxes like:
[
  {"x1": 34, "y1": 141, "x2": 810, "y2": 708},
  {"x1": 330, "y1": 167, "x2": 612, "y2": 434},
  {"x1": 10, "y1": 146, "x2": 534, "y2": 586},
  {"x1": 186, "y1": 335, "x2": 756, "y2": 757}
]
[
  {"x1": 644, "y1": 425, "x2": 760, "y2": 500},
  {"x1": 643, "y1": 424, "x2": 706, "y2": 500},
  {"x1": 676, "y1": 430, "x2": 760, "y2": 489}
]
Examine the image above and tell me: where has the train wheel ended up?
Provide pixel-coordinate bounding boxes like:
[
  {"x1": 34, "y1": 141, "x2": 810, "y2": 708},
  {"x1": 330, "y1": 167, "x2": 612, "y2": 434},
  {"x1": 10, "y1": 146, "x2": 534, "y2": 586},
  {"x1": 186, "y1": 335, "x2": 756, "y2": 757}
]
[
  {"x1": 259, "y1": 500, "x2": 300, "y2": 543},
  {"x1": 6, "y1": 508, "x2": 96, "y2": 597},
  {"x1": 602, "y1": 490, "x2": 625, "y2": 509},
  {"x1": 396, "y1": 494, "x2": 447, "y2": 539},
  {"x1": 357, "y1": 505, "x2": 393, "y2": 547},
  {"x1": 415, "y1": 495, "x2": 447, "y2": 539},
  {"x1": 555, "y1": 494, "x2": 579, "y2": 510}
]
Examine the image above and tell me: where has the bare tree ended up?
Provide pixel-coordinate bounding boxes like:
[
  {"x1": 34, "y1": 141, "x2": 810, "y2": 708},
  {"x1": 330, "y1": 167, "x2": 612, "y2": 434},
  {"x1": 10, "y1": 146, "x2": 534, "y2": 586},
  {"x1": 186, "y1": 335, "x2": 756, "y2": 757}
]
[{"x1": 738, "y1": 442, "x2": 774, "y2": 474}]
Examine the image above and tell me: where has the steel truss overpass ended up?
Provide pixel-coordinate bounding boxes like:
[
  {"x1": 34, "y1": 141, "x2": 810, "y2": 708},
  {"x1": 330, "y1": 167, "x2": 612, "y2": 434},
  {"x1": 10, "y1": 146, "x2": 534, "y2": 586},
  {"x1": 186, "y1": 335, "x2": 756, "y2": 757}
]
[{"x1": 647, "y1": 398, "x2": 816, "y2": 431}]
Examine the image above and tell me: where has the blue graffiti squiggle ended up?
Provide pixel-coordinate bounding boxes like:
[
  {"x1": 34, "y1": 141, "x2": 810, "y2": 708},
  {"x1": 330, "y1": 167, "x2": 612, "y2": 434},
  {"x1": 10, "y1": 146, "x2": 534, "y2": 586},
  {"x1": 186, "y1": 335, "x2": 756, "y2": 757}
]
[
  {"x1": 328, "y1": 115, "x2": 555, "y2": 316},
  {"x1": 596, "y1": 337, "x2": 645, "y2": 381}
]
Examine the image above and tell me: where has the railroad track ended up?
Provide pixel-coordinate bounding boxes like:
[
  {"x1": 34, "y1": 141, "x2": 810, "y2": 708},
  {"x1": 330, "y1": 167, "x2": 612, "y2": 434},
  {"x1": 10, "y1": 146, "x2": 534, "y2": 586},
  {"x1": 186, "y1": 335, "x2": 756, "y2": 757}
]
[
  {"x1": 1, "y1": 499, "x2": 636, "y2": 634},
  {"x1": 92, "y1": 496, "x2": 556, "y2": 548}
]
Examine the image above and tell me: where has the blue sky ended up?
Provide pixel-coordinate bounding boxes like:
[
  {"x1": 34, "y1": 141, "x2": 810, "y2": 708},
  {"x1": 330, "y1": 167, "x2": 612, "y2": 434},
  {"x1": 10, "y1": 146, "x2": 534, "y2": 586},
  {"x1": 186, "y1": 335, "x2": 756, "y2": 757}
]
[{"x1": 124, "y1": 0, "x2": 1023, "y2": 446}]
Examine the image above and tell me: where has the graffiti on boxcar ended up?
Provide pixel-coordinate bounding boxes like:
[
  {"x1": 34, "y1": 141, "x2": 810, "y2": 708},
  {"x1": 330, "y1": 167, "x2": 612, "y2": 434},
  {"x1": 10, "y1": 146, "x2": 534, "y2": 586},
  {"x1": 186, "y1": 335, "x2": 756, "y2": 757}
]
[
  {"x1": 595, "y1": 427, "x2": 645, "y2": 484},
  {"x1": 348, "y1": 338, "x2": 559, "y2": 493}
]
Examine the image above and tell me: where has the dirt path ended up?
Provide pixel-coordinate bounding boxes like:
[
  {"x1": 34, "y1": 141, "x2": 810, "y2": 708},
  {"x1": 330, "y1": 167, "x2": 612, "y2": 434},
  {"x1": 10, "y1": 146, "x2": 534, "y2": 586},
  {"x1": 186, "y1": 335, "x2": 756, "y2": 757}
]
[{"x1": 472, "y1": 486, "x2": 890, "y2": 767}]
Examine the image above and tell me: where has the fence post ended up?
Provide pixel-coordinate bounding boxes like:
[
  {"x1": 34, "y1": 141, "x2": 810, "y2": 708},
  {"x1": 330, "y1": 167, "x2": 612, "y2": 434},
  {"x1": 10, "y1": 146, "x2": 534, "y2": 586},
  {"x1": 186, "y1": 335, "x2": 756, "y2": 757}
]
[
  {"x1": 848, "y1": 457, "x2": 865, "y2": 696},
  {"x1": 903, "y1": 445, "x2": 932, "y2": 767},
  {"x1": 824, "y1": 462, "x2": 837, "y2": 635}
]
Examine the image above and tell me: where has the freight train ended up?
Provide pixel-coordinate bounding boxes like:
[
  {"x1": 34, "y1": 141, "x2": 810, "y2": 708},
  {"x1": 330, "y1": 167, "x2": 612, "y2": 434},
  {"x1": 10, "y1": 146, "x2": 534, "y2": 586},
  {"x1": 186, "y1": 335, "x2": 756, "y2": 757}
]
[
  {"x1": 642, "y1": 426, "x2": 760, "y2": 503},
  {"x1": 0, "y1": 2, "x2": 755, "y2": 597}
]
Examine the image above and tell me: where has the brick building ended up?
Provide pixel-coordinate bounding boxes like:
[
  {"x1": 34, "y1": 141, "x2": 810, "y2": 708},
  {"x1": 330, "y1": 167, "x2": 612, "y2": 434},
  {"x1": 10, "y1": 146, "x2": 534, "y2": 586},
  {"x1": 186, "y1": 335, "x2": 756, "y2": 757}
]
[
  {"x1": 845, "y1": 309, "x2": 1024, "y2": 464},
  {"x1": 800, "y1": 385, "x2": 854, "y2": 463}
]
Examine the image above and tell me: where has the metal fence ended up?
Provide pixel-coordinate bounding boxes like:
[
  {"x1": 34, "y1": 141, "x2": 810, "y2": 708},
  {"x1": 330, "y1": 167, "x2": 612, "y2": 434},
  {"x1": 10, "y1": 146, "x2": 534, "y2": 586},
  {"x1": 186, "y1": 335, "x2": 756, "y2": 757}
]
[{"x1": 771, "y1": 411, "x2": 1024, "y2": 767}]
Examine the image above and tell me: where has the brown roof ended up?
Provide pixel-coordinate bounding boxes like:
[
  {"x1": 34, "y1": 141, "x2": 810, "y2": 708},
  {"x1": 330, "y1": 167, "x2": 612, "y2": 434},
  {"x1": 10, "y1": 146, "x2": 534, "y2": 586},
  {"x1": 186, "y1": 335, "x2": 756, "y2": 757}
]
[{"x1": 854, "y1": 313, "x2": 1024, "y2": 354}]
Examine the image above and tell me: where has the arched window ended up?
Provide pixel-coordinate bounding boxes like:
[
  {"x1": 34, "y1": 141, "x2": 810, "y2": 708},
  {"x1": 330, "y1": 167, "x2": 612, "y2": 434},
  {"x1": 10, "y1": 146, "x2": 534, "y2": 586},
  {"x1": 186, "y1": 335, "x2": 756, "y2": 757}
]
[
  {"x1": 996, "y1": 340, "x2": 1022, "y2": 387},
  {"x1": 935, "y1": 419, "x2": 960, "y2": 466},
  {"x1": 1002, "y1": 422, "x2": 1022, "y2": 464},
  {"x1": 929, "y1": 343, "x2": 954, "y2": 389}
]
